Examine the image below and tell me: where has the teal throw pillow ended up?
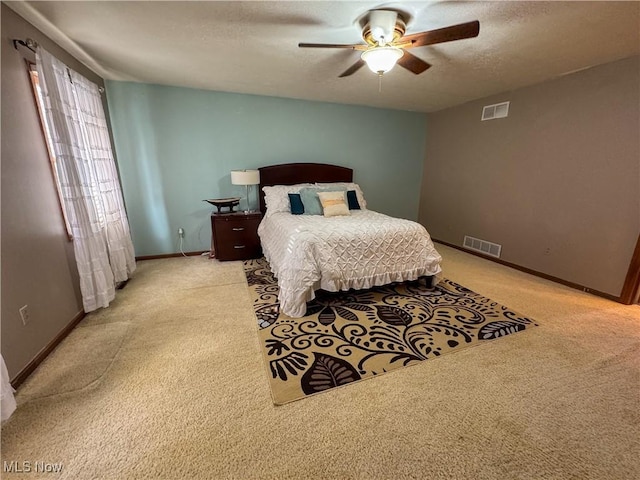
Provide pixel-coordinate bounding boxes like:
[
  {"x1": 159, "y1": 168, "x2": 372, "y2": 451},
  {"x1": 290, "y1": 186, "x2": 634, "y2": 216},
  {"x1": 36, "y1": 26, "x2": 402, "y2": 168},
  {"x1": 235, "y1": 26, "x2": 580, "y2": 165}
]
[
  {"x1": 346, "y1": 190, "x2": 360, "y2": 210},
  {"x1": 288, "y1": 193, "x2": 304, "y2": 215}
]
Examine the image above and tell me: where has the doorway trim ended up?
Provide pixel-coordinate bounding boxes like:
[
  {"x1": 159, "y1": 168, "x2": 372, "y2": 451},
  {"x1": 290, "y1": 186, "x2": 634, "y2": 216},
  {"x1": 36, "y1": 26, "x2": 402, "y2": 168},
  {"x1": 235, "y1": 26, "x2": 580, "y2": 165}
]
[{"x1": 620, "y1": 234, "x2": 640, "y2": 305}]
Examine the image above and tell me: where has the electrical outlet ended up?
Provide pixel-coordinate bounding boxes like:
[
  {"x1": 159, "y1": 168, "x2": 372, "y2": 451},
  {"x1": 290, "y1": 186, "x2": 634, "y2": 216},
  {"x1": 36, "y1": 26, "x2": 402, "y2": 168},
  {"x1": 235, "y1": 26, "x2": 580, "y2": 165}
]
[
  {"x1": 178, "y1": 227, "x2": 185, "y2": 238},
  {"x1": 19, "y1": 305, "x2": 30, "y2": 326}
]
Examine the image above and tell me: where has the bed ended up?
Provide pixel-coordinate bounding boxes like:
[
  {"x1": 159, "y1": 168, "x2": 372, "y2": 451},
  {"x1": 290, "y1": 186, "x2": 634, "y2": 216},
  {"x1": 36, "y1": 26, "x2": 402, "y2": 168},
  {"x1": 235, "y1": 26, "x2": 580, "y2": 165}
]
[{"x1": 257, "y1": 163, "x2": 442, "y2": 318}]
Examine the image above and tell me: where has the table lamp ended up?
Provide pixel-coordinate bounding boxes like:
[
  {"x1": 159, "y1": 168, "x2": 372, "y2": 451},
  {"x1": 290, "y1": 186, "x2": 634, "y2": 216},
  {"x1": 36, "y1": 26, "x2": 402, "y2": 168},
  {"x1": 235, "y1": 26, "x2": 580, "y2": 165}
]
[{"x1": 230, "y1": 169, "x2": 260, "y2": 213}]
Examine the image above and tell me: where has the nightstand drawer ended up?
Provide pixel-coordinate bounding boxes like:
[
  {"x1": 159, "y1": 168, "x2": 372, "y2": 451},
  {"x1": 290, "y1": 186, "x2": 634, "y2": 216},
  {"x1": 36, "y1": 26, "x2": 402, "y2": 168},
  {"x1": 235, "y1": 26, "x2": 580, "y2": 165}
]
[{"x1": 211, "y1": 212, "x2": 262, "y2": 261}]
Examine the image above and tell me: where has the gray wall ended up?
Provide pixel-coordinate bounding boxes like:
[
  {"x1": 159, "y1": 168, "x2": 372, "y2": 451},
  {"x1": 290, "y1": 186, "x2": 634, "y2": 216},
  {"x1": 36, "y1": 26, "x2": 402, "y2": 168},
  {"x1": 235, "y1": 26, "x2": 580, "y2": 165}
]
[
  {"x1": 106, "y1": 81, "x2": 427, "y2": 256},
  {"x1": 419, "y1": 55, "x2": 640, "y2": 297},
  {"x1": 1, "y1": 4, "x2": 106, "y2": 379}
]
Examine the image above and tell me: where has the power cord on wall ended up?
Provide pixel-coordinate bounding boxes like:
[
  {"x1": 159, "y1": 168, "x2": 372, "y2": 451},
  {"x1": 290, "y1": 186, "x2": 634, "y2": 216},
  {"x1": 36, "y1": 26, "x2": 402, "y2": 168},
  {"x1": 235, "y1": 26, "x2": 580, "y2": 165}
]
[{"x1": 178, "y1": 228, "x2": 187, "y2": 257}]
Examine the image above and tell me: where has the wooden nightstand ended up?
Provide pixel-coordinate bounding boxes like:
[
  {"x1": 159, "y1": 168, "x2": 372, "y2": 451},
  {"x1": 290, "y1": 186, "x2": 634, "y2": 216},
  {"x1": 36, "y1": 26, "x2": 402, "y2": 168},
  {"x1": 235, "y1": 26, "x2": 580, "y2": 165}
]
[{"x1": 211, "y1": 212, "x2": 262, "y2": 261}]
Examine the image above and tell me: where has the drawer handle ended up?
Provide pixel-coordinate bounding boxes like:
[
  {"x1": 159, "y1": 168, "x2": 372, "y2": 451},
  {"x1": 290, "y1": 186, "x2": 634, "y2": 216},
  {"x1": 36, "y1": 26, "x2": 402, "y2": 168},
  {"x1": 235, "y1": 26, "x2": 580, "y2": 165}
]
[
  {"x1": 234, "y1": 245, "x2": 246, "y2": 249},
  {"x1": 232, "y1": 227, "x2": 245, "y2": 231}
]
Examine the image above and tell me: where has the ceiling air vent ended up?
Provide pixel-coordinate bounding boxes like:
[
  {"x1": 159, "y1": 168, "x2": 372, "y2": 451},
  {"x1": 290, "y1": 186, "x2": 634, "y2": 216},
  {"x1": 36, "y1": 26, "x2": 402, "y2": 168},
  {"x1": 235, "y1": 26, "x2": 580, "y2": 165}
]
[
  {"x1": 481, "y1": 101, "x2": 510, "y2": 121},
  {"x1": 463, "y1": 235, "x2": 502, "y2": 258}
]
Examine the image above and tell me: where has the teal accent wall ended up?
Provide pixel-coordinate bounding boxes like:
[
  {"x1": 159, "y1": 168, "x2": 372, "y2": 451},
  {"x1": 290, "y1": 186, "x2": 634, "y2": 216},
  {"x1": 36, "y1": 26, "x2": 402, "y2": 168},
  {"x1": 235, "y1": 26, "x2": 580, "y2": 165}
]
[{"x1": 106, "y1": 81, "x2": 427, "y2": 256}]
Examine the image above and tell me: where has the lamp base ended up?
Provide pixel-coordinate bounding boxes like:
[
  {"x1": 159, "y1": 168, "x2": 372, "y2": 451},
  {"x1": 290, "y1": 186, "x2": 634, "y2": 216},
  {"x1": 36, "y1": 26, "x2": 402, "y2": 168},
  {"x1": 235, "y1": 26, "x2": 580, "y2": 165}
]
[{"x1": 243, "y1": 184, "x2": 260, "y2": 214}]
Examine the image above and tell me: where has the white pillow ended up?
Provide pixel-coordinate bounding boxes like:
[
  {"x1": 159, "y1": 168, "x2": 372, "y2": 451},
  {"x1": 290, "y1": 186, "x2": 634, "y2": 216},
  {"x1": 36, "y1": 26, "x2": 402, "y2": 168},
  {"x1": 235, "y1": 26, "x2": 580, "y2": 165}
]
[
  {"x1": 315, "y1": 182, "x2": 367, "y2": 209},
  {"x1": 262, "y1": 183, "x2": 313, "y2": 217},
  {"x1": 317, "y1": 191, "x2": 350, "y2": 217}
]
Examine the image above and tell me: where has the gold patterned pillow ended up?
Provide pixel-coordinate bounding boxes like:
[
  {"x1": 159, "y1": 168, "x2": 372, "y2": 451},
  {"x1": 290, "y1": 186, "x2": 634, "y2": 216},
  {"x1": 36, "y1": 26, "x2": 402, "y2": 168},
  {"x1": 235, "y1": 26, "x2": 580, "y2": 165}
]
[{"x1": 317, "y1": 191, "x2": 350, "y2": 217}]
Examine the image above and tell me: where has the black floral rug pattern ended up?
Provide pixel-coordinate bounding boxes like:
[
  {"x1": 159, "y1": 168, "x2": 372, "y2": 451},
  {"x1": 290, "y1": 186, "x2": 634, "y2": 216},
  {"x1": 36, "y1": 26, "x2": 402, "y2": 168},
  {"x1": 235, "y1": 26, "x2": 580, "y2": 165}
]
[{"x1": 244, "y1": 258, "x2": 538, "y2": 405}]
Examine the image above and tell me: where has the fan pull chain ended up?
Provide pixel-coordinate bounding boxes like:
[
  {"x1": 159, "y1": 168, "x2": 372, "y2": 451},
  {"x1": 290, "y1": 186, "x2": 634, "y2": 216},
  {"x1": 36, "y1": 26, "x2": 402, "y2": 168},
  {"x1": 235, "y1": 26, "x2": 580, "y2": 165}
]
[{"x1": 378, "y1": 73, "x2": 383, "y2": 93}]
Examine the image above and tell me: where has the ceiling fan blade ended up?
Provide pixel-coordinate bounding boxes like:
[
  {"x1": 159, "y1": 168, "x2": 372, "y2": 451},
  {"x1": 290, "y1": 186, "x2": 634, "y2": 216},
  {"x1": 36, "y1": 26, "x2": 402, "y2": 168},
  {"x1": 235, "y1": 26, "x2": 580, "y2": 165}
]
[
  {"x1": 299, "y1": 42, "x2": 366, "y2": 50},
  {"x1": 403, "y1": 20, "x2": 480, "y2": 48},
  {"x1": 339, "y1": 59, "x2": 366, "y2": 78},
  {"x1": 397, "y1": 51, "x2": 431, "y2": 75}
]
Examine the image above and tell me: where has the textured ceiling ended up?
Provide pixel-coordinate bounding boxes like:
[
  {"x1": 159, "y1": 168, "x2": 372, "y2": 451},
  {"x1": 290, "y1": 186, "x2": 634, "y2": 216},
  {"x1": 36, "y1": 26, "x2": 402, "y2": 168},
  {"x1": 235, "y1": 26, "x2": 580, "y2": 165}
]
[{"x1": 7, "y1": 1, "x2": 640, "y2": 112}]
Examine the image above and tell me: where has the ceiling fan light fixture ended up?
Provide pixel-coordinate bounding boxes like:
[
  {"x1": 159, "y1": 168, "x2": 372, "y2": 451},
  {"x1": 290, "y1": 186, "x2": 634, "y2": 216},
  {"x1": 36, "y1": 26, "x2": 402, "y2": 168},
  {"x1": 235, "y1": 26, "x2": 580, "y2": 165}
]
[
  {"x1": 367, "y1": 10, "x2": 398, "y2": 45},
  {"x1": 361, "y1": 47, "x2": 404, "y2": 74}
]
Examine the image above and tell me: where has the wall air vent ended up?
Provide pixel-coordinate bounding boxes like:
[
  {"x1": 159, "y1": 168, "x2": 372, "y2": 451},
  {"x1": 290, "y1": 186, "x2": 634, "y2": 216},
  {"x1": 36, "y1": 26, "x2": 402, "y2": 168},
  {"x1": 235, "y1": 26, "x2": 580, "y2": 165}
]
[
  {"x1": 481, "y1": 101, "x2": 510, "y2": 121},
  {"x1": 463, "y1": 235, "x2": 502, "y2": 258}
]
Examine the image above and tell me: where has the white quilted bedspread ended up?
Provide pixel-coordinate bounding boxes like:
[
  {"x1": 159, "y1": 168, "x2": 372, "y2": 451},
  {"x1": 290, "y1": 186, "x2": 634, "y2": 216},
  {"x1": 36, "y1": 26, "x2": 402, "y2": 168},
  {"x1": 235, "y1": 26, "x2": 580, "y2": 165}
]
[{"x1": 258, "y1": 210, "x2": 442, "y2": 318}]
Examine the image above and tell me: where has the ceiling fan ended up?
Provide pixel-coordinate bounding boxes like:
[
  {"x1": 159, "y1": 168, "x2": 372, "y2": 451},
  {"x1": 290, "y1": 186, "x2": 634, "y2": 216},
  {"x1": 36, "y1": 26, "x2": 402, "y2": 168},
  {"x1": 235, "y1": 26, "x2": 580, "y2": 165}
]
[{"x1": 299, "y1": 10, "x2": 480, "y2": 77}]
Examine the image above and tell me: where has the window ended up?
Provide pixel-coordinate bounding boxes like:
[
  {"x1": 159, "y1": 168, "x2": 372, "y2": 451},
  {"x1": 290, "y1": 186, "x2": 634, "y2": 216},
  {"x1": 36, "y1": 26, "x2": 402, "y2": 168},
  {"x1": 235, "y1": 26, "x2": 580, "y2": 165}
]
[{"x1": 27, "y1": 62, "x2": 73, "y2": 239}]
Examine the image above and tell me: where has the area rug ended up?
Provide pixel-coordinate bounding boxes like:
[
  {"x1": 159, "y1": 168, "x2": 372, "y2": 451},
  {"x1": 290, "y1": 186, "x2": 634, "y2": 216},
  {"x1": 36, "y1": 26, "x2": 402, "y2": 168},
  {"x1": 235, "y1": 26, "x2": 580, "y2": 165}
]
[{"x1": 244, "y1": 258, "x2": 538, "y2": 405}]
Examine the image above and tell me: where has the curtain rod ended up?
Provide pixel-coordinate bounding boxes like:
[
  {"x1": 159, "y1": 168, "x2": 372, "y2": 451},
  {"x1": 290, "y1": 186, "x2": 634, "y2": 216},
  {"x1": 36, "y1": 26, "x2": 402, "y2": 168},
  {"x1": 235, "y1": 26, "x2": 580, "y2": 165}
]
[
  {"x1": 13, "y1": 37, "x2": 106, "y2": 94},
  {"x1": 13, "y1": 38, "x2": 38, "y2": 53}
]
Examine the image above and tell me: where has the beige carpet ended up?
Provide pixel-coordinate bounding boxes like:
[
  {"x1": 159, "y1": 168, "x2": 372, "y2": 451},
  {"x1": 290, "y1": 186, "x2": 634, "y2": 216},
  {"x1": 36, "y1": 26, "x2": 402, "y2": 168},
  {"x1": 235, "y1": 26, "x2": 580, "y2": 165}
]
[
  {"x1": 17, "y1": 321, "x2": 129, "y2": 401},
  {"x1": 244, "y1": 257, "x2": 537, "y2": 404},
  {"x1": 1, "y1": 244, "x2": 639, "y2": 479}
]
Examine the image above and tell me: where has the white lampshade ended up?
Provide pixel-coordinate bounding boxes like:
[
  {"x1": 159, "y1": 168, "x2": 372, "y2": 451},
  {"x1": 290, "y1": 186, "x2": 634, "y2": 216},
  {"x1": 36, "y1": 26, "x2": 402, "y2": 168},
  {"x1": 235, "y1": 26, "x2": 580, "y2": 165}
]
[
  {"x1": 361, "y1": 47, "x2": 404, "y2": 74},
  {"x1": 231, "y1": 169, "x2": 260, "y2": 186}
]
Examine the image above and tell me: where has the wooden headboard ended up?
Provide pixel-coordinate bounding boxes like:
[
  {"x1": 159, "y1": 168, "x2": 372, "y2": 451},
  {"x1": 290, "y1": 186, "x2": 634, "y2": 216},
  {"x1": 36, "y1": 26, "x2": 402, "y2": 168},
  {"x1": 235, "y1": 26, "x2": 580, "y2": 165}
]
[{"x1": 258, "y1": 163, "x2": 353, "y2": 213}]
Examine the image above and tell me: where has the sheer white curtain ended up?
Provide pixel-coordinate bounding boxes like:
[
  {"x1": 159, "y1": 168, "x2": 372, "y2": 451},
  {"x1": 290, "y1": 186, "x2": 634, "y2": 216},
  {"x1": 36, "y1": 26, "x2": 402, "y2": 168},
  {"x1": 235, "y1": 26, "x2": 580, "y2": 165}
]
[
  {"x1": 36, "y1": 48, "x2": 136, "y2": 312},
  {"x1": 1, "y1": 355, "x2": 16, "y2": 422}
]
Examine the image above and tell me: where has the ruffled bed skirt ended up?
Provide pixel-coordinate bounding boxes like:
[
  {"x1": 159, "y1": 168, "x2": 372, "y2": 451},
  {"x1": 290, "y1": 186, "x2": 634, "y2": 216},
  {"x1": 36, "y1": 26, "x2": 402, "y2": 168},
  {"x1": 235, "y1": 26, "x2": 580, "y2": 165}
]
[{"x1": 278, "y1": 266, "x2": 443, "y2": 318}]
